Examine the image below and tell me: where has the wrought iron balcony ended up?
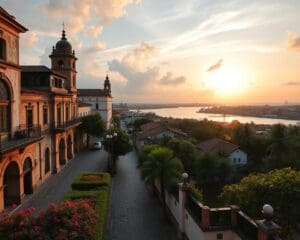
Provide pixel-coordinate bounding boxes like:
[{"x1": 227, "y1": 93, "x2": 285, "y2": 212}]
[
  {"x1": 0, "y1": 124, "x2": 42, "y2": 154},
  {"x1": 52, "y1": 118, "x2": 81, "y2": 132}
]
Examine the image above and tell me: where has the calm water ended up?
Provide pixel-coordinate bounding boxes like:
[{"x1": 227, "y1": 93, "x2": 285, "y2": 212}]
[{"x1": 137, "y1": 107, "x2": 300, "y2": 125}]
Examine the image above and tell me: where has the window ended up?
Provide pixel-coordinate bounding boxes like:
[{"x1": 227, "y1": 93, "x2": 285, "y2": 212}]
[
  {"x1": 26, "y1": 108, "x2": 33, "y2": 127},
  {"x1": 43, "y1": 107, "x2": 48, "y2": 125},
  {"x1": 45, "y1": 148, "x2": 50, "y2": 174},
  {"x1": 0, "y1": 38, "x2": 6, "y2": 60},
  {"x1": 238, "y1": 158, "x2": 241, "y2": 163},
  {"x1": 58, "y1": 60, "x2": 64, "y2": 68},
  {"x1": 0, "y1": 79, "x2": 10, "y2": 132},
  {"x1": 73, "y1": 76, "x2": 76, "y2": 87},
  {"x1": 96, "y1": 103, "x2": 99, "y2": 110},
  {"x1": 66, "y1": 106, "x2": 69, "y2": 121}
]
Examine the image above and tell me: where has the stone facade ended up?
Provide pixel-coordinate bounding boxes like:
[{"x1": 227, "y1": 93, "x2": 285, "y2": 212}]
[{"x1": 0, "y1": 7, "x2": 81, "y2": 211}]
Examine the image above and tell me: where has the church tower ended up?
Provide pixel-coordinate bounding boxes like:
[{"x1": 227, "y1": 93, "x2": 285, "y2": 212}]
[
  {"x1": 49, "y1": 27, "x2": 77, "y2": 93},
  {"x1": 104, "y1": 74, "x2": 111, "y2": 95}
]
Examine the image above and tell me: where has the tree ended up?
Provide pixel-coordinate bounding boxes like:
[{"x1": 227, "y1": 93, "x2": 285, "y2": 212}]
[
  {"x1": 194, "y1": 152, "x2": 232, "y2": 194},
  {"x1": 138, "y1": 144, "x2": 160, "y2": 167},
  {"x1": 220, "y1": 168, "x2": 300, "y2": 237},
  {"x1": 266, "y1": 124, "x2": 294, "y2": 169},
  {"x1": 166, "y1": 138, "x2": 197, "y2": 173},
  {"x1": 79, "y1": 115, "x2": 105, "y2": 148},
  {"x1": 112, "y1": 115, "x2": 121, "y2": 128},
  {"x1": 140, "y1": 147, "x2": 183, "y2": 215},
  {"x1": 103, "y1": 127, "x2": 132, "y2": 174}
]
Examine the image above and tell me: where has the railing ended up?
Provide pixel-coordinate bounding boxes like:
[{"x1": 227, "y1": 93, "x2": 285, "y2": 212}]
[
  {"x1": 52, "y1": 118, "x2": 81, "y2": 130},
  {"x1": 186, "y1": 194, "x2": 203, "y2": 226},
  {"x1": 0, "y1": 124, "x2": 41, "y2": 153},
  {"x1": 236, "y1": 211, "x2": 258, "y2": 240},
  {"x1": 209, "y1": 207, "x2": 232, "y2": 229}
]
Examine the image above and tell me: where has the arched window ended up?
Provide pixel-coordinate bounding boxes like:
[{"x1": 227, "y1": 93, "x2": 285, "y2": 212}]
[
  {"x1": 0, "y1": 39, "x2": 6, "y2": 60},
  {"x1": 45, "y1": 148, "x2": 50, "y2": 173},
  {"x1": 58, "y1": 60, "x2": 64, "y2": 68},
  {"x1": 0, "y1": 79, "x2": 10, "y2": 132}
]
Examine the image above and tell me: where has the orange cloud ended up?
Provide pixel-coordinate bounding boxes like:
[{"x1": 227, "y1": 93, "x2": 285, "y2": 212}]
[{"x1": 286, "y1": 32, "x2": 300, "y2": 52}]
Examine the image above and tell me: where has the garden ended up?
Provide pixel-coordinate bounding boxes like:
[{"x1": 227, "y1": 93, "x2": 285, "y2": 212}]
[{"x1": 0, "y1": 172, "x2": 111, "y2": 240}]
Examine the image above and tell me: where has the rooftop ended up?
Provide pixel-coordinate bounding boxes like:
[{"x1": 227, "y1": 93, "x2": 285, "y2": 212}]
[
  {"x1": 197, "y1": 138, "x2": 239, "y2": 155},
  {"x1": 21, "y1": 65, "x2": 66, "y2": 79},
  {"x1": 78, "y1": 89, "x2": 111, "y2": 97}
]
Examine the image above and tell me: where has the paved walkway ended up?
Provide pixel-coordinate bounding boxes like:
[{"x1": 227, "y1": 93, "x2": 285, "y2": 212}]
[
  {"x1": 105, "y1": 152, "x2": 177, "y2": 240},
  {"x1": 17, "y1": 149, "x2": 108, "y2": 214}
]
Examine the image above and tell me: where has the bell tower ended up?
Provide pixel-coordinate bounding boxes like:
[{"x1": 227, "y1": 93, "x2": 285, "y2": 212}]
[
  {"x1": 104, "y1": 73, "x2": 111, "y2": 95},
  {"x1": 49, "y1": 27, "x2": 77, "y2": 93}
]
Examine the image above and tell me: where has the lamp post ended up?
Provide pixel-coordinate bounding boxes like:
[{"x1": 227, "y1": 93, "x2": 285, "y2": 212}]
[{"x1": 106, "y1": 132, "x2": 118, "y2": 176}]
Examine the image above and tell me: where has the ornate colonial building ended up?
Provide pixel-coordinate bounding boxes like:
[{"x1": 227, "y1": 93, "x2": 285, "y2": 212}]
[
  {"x1": 77, "y1": 75, "x2": 112, "y2": 129},
  {"x1": 0, "y1": 7, "x2": 81, "y2": 211}
]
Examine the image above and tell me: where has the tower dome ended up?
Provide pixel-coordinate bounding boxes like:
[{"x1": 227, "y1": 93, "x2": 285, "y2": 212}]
[{"x1": 54, "y1": 29, "x2": 72, "y2": 54}]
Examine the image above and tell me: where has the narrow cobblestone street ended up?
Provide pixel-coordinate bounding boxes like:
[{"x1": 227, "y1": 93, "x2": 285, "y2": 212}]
[
  {"x1": 105, "y1": 151, "x2": 177, "y2": 240},
  {"x1": 17, "y1": 149, "x2": 108, "y2": 214}
]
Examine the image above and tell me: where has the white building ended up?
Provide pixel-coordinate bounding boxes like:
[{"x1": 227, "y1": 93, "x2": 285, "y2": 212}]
[
  {"x1": 77, "y1": 75, "x2": 112, "y2": 128},
  {"x1": 78, "y1": 102, "x2": 92, "y2": 117},
  {"x1": 197, "y1": 138, "x2": 247, "y2": 165}
]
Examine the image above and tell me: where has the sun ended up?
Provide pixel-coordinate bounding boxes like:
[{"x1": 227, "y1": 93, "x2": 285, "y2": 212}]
[{"x1": 206, "y1": 66, "x2": 248, "y2": 96}]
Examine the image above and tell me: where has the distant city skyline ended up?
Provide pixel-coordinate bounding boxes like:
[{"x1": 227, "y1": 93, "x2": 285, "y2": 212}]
[{"x1": 2, "y1": 0, "x2": 300, "y2": 104}]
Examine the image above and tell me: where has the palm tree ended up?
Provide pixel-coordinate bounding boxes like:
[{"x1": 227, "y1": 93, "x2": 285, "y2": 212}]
[{"x1": 140, "y1": 147, "x2": 183, "y2": 215}]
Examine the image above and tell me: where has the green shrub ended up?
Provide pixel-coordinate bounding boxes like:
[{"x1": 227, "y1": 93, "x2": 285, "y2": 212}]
[
  {"x1": 71, "y1": 172, "x2": 111, "y2": 191},
  {"x1": 63, "y1": 188, "x2": 110, "y2": 240}
]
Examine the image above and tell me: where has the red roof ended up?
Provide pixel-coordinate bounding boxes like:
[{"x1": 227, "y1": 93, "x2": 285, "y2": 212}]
[
  {"x1": 77, "y1": 89, "x2": 111, "y2": 97},
  {"x1": 138, "y1": 123, "x2": 187, "y2": 140},
  {"x1": 140, "y1": 122, "x2": 161, "y2": 132},
  {"x1": 197, "y1": 138, "x2": 239, "y2": 154}
]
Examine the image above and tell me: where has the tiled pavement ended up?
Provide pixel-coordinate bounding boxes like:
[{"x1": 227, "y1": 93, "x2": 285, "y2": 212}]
[
  {"x1": 104, "y1": 151, "x2": 177, "y2": 240},
  {"x1": 16, "y1": 149, "x2": 108, "y2": 214}
]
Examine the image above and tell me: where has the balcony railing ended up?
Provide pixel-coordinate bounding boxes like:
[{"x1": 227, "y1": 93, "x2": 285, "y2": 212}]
[
  {"x1": 0, "y1": 124, "x2": 42, "y2": 154},
  {"x1": 209, "y1": 207, "x2": 232, "y2": 229},
  {"x1": 236, "y1": 211, "x2": 258, "y2": 240},
  {"x1": 52, "y1": 118, "x2": 81, "y2": 131},
  {"x1": 186, "y1": 194, "x2": 203, "y2": 226}
]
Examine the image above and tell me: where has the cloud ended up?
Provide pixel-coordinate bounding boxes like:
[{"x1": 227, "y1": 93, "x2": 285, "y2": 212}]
[
  {"x1": 85, "y1": 25, "x2": 103, "y2": 37},
  {"x1": 207, "y1": 59, "x2": 223, "y2": 72},
  {"x1": 43, "y1": 0, "x2": 140, "y2": 37},
  {"x1": 122, "y1": 42, "x2": 158, "y2": 70},
  {"x1": 282, "y1": 81, "x2": 300, "y2": 86},
  {"x1": 159, "y1": 72, "x2": 186, "y2": 86},
  {"x1": 82, "y1": 42, "x2": 106, "y2": 54},
  {"x1": 286, "y1": 32, "x2": 300, "y2": 52},
  {"x1": 21, "y1": 31, "x2": 39, "y2": 48}
]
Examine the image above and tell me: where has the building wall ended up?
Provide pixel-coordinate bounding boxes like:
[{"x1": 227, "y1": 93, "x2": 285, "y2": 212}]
[
  {"x1": 0, "y1": 21, "x2": 22, "y2": 130},
  {"x1": 77, "y1": 96, "x2": 112, "y2": 128},
  {"x1": 229, "y1": 149, "x2": 247, "y2": 165},
  {"x1": 78, "y1": 106, "x2": 92, "y2": 117}
]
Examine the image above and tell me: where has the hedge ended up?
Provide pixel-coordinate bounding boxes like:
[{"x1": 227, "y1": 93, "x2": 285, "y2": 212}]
[
  {"x1": 63, "y1": 188, "x2": 110, "y2": 240},
  {"x1": 71, "y1": 172, "x2": 111, "y2": 191}
]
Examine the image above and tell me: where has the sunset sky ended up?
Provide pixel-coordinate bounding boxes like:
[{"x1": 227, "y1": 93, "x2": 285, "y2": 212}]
[{"x1": 2, "y1": 0, "x2": 300, "y2": 104}]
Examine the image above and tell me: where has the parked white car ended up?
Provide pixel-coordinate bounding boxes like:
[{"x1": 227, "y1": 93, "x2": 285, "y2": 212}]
[{"x1": 92, "y1": 141, "x2": 102, "y2": 150}]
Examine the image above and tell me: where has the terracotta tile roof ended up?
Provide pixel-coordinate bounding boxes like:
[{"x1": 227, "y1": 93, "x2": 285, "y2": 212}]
[
  {"x1": 78, "y1": 102, "x2": 92, "y2": 107},
  {"x1": 137, "y1": 123, "x2": 187, "y2": 140},
  {"x1": 77, "y1": 89, "x2": 111, "y2": 97},
  {"x1": 140, "y1": 122, "x2": 161, "y2": 132},
  {"x1": 197, "y1": 138, "x2": 239, "y2": 154}
]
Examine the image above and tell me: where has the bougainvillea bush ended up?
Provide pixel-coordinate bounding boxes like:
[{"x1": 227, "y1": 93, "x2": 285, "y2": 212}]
[{"x1": 0, "y1": 199, "x2": 98, "y2": 240}]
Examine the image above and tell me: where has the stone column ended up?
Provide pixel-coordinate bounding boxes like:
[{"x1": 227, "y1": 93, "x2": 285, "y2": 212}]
[
  {"x1": 230, "y1": 205, "x2": 240, "y2": 228},
  {"x1": 201, "y1": 206, "x2": 210, "y2": 230},
  {"x1": 256, "y1": 204, "x2": 281, "y2": 240}
]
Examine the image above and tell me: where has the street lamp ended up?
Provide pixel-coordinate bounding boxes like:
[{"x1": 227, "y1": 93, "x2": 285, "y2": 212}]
[{"x1": 106, "y1": 132, "x2": 118, "y2": 176}]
